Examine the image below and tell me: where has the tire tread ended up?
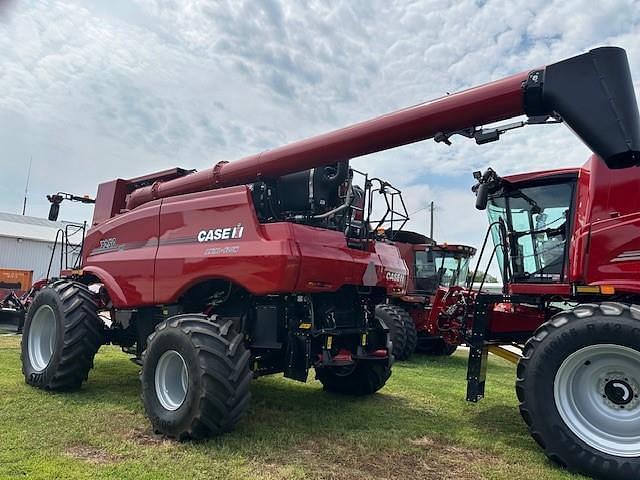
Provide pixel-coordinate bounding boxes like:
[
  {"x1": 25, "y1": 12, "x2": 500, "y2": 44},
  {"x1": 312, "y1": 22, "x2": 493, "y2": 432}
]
[{"x1": 141, "y1": 314, "x2": 252, "y2": 439}]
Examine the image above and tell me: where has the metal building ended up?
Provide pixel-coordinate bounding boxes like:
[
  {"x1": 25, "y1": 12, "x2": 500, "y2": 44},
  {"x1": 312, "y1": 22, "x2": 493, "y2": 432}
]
[{"x1": 0, "y1": 212, "x2": 84, "y2": 282}]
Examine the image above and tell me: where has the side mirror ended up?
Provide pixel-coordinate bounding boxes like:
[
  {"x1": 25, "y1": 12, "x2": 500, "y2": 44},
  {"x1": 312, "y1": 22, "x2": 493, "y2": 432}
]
[
  {"x1": 475, "y1": 183, "x2": 489, "y2": 210},
  {"x1": 48, "y1": 203, "x2": 60, "y2": 221}
]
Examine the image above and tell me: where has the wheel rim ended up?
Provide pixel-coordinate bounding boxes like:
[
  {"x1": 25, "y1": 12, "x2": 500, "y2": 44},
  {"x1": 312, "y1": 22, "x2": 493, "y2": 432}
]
[
  {"x1": 331, "y1": 364, "x2": 357, "y2": 377},
  {"x1": 28, "y1": 305, "x2": 57, "y2": 371},
  {"x1": 154, "y1": 350, "x2": 189, "y2": 411},
  {"x1": 554, "y1": 344, "x2": 640, "y2": 457}
]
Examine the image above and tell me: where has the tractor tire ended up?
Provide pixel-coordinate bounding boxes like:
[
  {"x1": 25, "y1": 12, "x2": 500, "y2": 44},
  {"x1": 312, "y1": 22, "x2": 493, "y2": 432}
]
[
  {"x1": 402, "y1": 313, "x2": 418, "y2": 359},
  {"x1": 316, "y1": 360, "x2": 391, "y2": 396},
  {"x1": 141, "y1": 314, "x2": 252, "y2": 440},
  {"x1": 422, "y1": 339, "x2": 458, "y2": 356},
  {"x1": 516, "y1": 303, "x2": 640, "y2": 480},
  {"x1": 21, "y1": 279, "x2": 103, "y2": 390},
  {"x1": 376, "y1": 304, "x2": 415, "y2": 360}
]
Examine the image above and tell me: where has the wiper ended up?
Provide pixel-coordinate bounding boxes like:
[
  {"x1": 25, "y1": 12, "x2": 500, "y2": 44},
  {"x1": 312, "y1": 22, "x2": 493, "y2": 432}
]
[
  {"x1": 510, "y1": 190, "x2": 541, "y2": 214},
  {"x1": 511, "y1": 219, "x2": 566, "y2": 240}
]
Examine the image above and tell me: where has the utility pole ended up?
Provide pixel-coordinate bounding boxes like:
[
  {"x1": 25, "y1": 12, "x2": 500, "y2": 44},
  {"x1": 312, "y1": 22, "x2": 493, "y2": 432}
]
[
  {"x1": 429, "y1": 201, "x2": 434, "y2": 240},
  {"x1": 22, "y1": 156, "x2": 32, "y2": 215}
]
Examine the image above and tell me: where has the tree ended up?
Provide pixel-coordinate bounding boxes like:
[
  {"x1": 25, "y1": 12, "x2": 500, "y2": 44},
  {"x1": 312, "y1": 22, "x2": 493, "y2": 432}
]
[{"x1": 468, "y1": 270, "x2": 498, "y2": 284}]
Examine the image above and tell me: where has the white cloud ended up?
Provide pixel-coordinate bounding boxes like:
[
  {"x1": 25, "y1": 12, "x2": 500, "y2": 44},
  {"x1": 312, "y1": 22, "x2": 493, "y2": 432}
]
[{"x1": 0, "y1": 0, "x2": 639, "y2": 278}]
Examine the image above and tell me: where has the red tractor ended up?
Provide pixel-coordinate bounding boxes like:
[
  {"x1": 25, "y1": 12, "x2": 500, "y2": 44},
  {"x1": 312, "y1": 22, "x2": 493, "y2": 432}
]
[
  {"x1": 19, "y1": 46, "x2": 639, "y2": 479},
  {"x1": 380, "y1": 231, "x2": 476, "y2": 359}
]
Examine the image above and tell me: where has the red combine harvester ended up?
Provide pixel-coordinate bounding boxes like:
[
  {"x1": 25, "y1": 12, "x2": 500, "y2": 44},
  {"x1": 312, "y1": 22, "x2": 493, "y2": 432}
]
[
  {"x1": 20, "y1": 47, "x2": 639, "y2": 479},
  {"x1": 26, "y1": 163, "x2": 409, "y2": 429},
  {"x1": 383, "y1": 231, "x2": 476, "y2": 359}
]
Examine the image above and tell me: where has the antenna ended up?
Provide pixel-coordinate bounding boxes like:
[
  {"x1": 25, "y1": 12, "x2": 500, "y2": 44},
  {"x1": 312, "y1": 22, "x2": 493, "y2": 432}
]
[
  {"x1": 429, "y1": 201, "x2": 434, "y2": 240},
  {"x1": 22, "y1": 156, "x2": 33, "y2": 216}
]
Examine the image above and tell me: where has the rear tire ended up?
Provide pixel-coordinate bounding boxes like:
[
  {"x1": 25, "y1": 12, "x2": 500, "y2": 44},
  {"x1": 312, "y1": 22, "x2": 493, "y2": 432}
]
[
  {"x1": 21, "y1": 280, "x2": 103, "y2": 390},
  {"x1": 376, "y1": 305, "x2": 415, "y2": 360},
  {"x1": 316, "y1": 360, "x2": 391, "y2": 396},
  {"x1": 516, "y1": 303, "x2": 640, "y2": 480},
  {"x1": 141, "y1": 314, "x2": 252, "y2": 439}
]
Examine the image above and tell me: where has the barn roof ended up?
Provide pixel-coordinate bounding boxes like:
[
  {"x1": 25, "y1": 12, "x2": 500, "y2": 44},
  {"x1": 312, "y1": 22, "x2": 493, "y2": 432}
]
[{"x1": 0, "y1": 212, "x2": 84, "y2": 244}]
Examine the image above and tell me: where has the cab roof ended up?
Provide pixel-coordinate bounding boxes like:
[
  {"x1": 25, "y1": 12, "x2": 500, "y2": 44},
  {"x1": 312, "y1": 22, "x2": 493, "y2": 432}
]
[{"x1": 502, "y1": 166, "x2": 581, "y2": 185}]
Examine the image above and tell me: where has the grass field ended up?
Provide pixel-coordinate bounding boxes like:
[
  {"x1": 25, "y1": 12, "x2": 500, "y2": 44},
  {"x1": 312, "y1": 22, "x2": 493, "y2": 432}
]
[{"x1": 0, "y1": 335, "x2": 585, "y2": 480}]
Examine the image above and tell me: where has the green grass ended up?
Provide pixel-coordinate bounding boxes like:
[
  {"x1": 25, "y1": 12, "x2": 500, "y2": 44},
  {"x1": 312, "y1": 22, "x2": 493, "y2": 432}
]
[{"x1": 0, "y1": 335, "x2": 585, "y2": 480}]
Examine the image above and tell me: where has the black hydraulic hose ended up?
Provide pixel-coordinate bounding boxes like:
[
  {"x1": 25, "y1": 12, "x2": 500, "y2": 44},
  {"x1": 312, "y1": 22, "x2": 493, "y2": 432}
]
[
  {"x1": 467, "y1": 221, "x2": 501, "y2": 293},
  {"x1": 498, "y1": 218, "x2": 512, "y2": 289},
  {"x1": 477, "y1": 244, "x2": 502, "y2": 293}
]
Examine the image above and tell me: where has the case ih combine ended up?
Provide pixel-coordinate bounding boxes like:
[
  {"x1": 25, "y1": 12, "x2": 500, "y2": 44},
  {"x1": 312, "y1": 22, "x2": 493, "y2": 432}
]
[
  {"x1": 19, "y1": 46, "x2": 639, "y2": 479},
  {"x1": 382, "y1": 231, "x2": 476, "y2": 360}
]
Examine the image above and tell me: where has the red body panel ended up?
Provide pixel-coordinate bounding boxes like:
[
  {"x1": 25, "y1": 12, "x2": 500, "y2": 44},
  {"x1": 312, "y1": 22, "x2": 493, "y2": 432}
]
[
  {"x1": 393, "y1": 242, "x2": 421, "y2": 294},
  {"x1": 576, "y1": 157, "x2": 640, "y2": 293},
  {"x1": 83, "y1": 186, "x2": 407, "y2": 308},
  {"x1": 92, "y1": 179, "x2": 128, "y2": 227},
  {"x1": 83, "y1": 200, "x2": 161, "y2": 306},
  {"x1": 154, "y1": 187, "x2": 300, "y2": 302},
  {"x1": 487, "y1": 303, "x2": 547, "y2": 335}
]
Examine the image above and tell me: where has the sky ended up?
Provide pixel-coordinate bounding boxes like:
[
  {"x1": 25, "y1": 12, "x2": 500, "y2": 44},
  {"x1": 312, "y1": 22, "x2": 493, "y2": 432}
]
[{"x1": 0, "y1": 0, "x2": 639, "y2": 276}]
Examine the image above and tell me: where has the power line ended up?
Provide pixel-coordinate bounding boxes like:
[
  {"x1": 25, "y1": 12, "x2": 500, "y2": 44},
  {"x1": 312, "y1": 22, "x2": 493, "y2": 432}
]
[
  {"x1": 408, "y1": 206, "x2": 427, "y2": 216},
  {"x1": 407, "y1": 201, "x2": 436, "y2": 239}
]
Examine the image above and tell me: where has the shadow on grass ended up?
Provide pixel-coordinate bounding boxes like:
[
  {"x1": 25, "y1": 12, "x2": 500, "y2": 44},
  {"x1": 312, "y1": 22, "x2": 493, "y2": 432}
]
[
  {"x1": 468, "y1": 404, "x2": 540, "y2": 452},
  {"x1": 396, "y1": 356, "x2": 469, "y2": 371},
  {"x1": 67, "y1": 351, "x2": 520, "y2": 451}
]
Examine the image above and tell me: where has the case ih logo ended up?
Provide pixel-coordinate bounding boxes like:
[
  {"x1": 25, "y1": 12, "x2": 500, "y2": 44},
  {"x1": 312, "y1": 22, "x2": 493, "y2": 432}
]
[
  {"x1": 385, "y1": 271, "x2": 405, "y2": 283},
  {"x1": 198, "y1": 224, "x2": 244, "y2": 243}
]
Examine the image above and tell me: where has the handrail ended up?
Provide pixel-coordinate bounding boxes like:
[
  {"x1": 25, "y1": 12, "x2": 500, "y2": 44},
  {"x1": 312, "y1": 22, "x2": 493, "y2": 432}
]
[{"x1": 46, "y1": 222, "x2": 87, "y2": 279}]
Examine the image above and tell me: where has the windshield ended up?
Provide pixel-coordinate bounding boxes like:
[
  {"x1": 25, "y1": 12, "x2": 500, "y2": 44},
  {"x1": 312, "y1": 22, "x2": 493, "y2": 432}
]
[
  {"x1": 415, "y1": 250, "x2": 470, "y2": 292},
  {"x1": 487, "y1": 181, "x2": 574, "y2": 283}
]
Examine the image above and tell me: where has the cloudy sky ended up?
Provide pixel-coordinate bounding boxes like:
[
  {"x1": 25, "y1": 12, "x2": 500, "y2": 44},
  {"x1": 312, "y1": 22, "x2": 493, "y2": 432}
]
[{"x1": 1, "y1": 0, "x2": 639, "y2": 274}]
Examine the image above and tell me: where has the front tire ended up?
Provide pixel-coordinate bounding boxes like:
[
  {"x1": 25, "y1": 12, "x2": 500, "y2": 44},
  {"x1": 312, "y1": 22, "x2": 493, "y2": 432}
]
[
  {"x1": 316, "y1": 360, "x2": 391, "y2": 396},
  {"x1": 516, "y1": 303, "x2": 640, "y2": 479},
  {"x1": 21, "y1": 280, "x2": 102, "y2": 390},
  {"x1": 141, "y1": 315, "x2": 252, "y2": 439}
]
